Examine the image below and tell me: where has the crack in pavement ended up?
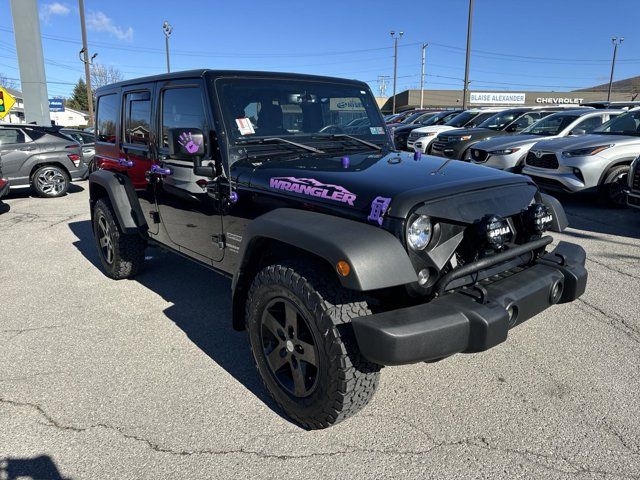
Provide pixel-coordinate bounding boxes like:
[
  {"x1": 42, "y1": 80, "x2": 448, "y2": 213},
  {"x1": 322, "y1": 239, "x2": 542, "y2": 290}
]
[
  {"x1": 1, "y1": 396, "x2": 638, "y2": 478},
  {"x1": 0, "y1": 325, "x2": 66, "y2": 342},
  {"x1": 576, "y1": 298, "x2": 640, "y2": 345},
  {"x1": 587, "y1": 256, "x2": 640, "y2": 282}
]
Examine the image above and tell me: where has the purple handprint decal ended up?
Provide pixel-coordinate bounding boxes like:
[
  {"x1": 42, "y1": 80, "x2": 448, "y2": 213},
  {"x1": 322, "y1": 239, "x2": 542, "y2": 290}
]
[{"x1": 178, "y1": 131, "x2": 202, "y2": 154}]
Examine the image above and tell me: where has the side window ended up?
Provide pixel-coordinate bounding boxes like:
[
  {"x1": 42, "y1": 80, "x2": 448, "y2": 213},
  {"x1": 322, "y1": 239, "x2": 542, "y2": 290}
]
[
  {"x1": 80, "y1": 133, "x2": 95, "y2": 144},
  {"x1": 96, "y1": 94, "x2": 118, "y2": 143},
  {"x1": 161, "y1": 87, "x2": 207, "y2": 150},
  {"x1": 124, "y1": 91, "x2": 151, "y2": 146},
  {"x1": 576, "y1": 115, "x2": 604, "y2": 133},
  {"x1": 0, "y1": 128, "x2": 25, "y2": 145}
]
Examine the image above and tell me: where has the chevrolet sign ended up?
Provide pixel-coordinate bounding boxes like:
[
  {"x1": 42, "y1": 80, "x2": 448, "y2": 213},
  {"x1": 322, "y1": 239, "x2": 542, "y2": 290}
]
[{"x1": 536, "y1": 97, "x2": 583, "y2": 104}]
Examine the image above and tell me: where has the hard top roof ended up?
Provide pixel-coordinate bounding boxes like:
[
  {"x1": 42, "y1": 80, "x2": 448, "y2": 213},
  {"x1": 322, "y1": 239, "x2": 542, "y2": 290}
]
[{"x1": 96, "y1": 69, "x2": 370, "y2": 94}]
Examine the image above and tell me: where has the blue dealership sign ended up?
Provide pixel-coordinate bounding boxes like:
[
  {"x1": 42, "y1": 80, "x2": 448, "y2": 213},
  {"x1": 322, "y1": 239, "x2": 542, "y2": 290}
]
[{"x1": 49, "y1": 98, "x2": 65, "y2": 112}]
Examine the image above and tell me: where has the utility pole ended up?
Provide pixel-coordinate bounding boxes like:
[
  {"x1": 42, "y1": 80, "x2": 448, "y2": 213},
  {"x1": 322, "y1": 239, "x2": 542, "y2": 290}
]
[
  {"x1": 390, "y1": 31, "x2": 403, "y2": 114},
  {"x1": 420, "y1": 43, "x2": 428, "y2": 109},
  {"x1": 9, "y1": 0, "x2": 51, "y2": 125},
  {"x1": 163, "y1": 21, "x2": 173, "y2": 73},
  {"x1": 607, "y1": 37, "x2": 624, "y2": 102},
  {"x1": 462, "y1": 0, "x2": 474, "y2": 109},
  {"x1": 377, "y1": 75, "x2": 390, "y2": 97},
  {"x1": 78, "y1": 0, "x2": 95, "y2": 126}
]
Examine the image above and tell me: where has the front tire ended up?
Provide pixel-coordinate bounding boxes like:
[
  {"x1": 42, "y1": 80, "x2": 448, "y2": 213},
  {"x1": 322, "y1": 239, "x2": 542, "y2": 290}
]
[
  {"x1": 31, "y1": 165, "x2": 70, "y2": 198},
  {"x1": 92, "y1": 198, "x2": 145, "y2": 279},
  {"x1": 246, "y1": 262, "x2": 381, "y2": 429},
  {"x1": 599, "y1": 165, "x2": 629, "y2": 207}
]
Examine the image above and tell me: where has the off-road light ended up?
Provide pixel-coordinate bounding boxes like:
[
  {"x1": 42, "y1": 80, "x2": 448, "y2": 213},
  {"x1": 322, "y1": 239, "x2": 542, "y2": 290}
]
[
  {"x1": 407, "y1": 215, "x2": 432, "y2": 250},
  {"x1": 490, "y1": 147, "x2": 520, "y2": 155},
  {"x1": 526, "y1": 203, "x2": 553, "y2": 234},
  {"x1": 483, "y1": 214, "x2": 512, "y2": 249}
]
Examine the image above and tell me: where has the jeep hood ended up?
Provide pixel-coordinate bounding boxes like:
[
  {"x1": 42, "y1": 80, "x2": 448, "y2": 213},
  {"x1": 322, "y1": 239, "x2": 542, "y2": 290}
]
[
  {"x1": 533, "y1": 134, "x2": 640, "y2": 152},
  {"x1": 244, "y1": 150, "x2": 536, "y2": 220},
  {"x1": 475, "y1": 134, "x2": 549, "y2": 151}
]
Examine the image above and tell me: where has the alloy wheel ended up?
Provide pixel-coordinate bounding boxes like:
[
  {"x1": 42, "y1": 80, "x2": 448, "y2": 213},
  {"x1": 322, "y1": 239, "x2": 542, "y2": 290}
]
[
  {"x1": 97, "y1": 214, "x2": 114, "y2": 265},
  {"x1": 36, "y1": 168, "x2": 66, "y2": 196},
  {"x1": 260, "y1": 297, "x2": 319, "y2": 398}
]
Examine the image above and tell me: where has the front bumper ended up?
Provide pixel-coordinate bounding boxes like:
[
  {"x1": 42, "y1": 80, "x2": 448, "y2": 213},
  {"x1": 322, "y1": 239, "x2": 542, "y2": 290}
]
[
  {"x1": 352, "y1": 241, "x2": 587, "y2": 366},
  {"x1": 626, "y1": 190, "x2": 640, "y2": 209}
]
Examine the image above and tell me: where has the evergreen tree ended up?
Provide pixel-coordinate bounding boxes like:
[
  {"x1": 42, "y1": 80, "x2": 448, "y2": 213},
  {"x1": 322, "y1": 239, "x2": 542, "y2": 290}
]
[{"x1": 68, "y1": 78, "x2": 89, "y2": 111}]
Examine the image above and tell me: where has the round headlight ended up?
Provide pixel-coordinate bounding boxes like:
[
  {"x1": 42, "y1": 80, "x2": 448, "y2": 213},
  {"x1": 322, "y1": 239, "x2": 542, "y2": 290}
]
[{"x1": 407, "y1": 215, "x2": 432, "y2": 250}]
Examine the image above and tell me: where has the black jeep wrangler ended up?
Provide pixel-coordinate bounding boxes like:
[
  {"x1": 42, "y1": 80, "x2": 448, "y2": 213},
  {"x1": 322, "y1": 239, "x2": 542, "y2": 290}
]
[{"x1": 89, "y1": 70, "x2": 587, "y2": 429}]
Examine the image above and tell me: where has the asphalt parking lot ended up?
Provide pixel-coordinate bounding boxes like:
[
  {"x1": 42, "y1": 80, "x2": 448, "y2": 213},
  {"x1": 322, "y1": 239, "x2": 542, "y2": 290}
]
[{"x1": 0, "y1": 183, "x2": 639, "y2": 480}]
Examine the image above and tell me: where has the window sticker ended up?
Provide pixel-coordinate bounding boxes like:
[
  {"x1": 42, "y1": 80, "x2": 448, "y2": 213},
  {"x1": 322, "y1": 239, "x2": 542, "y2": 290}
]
[
  {"x1": 235, "y1": 118, "x2": 255, "y2": 135},
  {"x1": 370, "y1": 126, "x2": 385, "y2": 135}
]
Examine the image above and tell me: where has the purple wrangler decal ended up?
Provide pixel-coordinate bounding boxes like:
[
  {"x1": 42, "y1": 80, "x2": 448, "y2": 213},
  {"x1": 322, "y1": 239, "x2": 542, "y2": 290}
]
[
  {"x1": 368, "y1": 196, "x2": 392, "y2": 226},
  {"x1": 269, "y1": 177, "x2": 357, "y2": 206}
]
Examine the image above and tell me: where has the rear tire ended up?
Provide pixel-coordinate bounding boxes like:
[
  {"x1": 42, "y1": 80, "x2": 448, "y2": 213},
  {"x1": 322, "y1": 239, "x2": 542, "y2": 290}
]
[
  {"x1": 31, "y1": 165, "x2": 70, "y2": 198},
  {"x1": 92, "y1": 198, "x2": 145, "y2": 279},
  {"x1": 246, "y1": 261, "x2": 381, "y2": 429},
  {"x1": 599, "y1": 165, "x2": 629, "y2": 207}
]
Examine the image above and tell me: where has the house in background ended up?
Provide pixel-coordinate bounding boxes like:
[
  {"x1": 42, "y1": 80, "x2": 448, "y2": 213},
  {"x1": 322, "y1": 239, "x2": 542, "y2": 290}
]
[{"x1": 0, "y1": 88, "x2": 89, "y2": 127}]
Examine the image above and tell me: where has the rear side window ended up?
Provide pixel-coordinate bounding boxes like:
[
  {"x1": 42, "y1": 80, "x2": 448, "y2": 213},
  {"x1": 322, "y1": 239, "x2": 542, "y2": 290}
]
[
  {"x1": 576, "y1": 115, "x2": 605, "y2": 133},
  {"x1": 124, "y1": 91, "x2": 151, "y2": 146},
  {"x1": 0, "y1": 128, "x2": 25, "y2": 145},
  {"x1": 96, "y1": 94, "x2": 118, "y2": 143},
  {"x1": 161, "y1": 87, "x2": 207, "y2": 149}
]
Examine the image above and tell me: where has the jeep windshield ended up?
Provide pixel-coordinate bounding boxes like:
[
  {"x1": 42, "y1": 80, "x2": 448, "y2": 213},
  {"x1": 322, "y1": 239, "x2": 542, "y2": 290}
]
[
  {"x1": 594, "y1": 110, "x2": 640, "y2": 136},
  {"x1": 215, "y1": 77, "x2": 388, "y2": 150}
]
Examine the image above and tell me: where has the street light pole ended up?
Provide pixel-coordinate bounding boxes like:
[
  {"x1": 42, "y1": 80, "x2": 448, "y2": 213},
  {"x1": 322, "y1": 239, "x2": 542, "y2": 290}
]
[
  {"x1": 420, "y1": 43, "x2": 427, "y2": 109},
  {"x1": 78, "y1": 0, "x2": 94, "y2": 126},
  {"x1": 163, "y1": 21, "x2": 173, "y2": 73},
  {"x1": 390, "y1": 31, "x2": 403, "y2": 115},
  {"x1": 607, "y1": 36, "x2": 623, "y2": 102},
  {"x1": 462, "y1": 0, "x2": 474, "y2": 109}
]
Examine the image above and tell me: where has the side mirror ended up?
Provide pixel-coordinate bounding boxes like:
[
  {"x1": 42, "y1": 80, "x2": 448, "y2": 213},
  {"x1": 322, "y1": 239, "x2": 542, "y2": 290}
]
[
  {"x1": 570, "y1": 128, "x2": 586, "y2": 136},
  {"x1": 167, "y1": 128, "x2": 206, "y2": 159}
]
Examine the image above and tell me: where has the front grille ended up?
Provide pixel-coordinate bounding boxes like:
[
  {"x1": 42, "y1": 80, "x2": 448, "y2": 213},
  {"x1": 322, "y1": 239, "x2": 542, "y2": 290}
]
[
  {"x1": 408, "y1": 132, "x2": 422, "y2": 141},
  {"x1": 632, "y1": 163, "x2": 640, "y2": 191},
  {"x1": 432, "y1": 141, "x2": 446, "y2": 152},
  {"x1": 471, "y1": 148, "x2": 489, "y2": 162},
  {"x1": 527, "y1": 176, "x2": 569, "y2": 192},
  {"x1": 526, "y1": 151, "x2": 559, "y2": 169}
]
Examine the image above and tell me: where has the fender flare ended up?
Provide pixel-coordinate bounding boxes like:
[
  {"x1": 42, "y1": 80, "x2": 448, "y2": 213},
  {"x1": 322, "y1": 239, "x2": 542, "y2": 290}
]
[
  {"x1": 233, "y1": 208, "x2": 418, "y2": 292},
  {"x1": 597, "y1": 157, "x2": 635, "y2": 186},
  {"x1": 89, "y1": 170, "x2": 147, "y2": 234}
]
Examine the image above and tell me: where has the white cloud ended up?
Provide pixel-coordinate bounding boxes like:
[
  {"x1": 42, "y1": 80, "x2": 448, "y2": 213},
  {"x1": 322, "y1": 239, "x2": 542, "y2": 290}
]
[
  {"x1": 40, "y1": 2, "x2": 71, "y2": 24},
  {"x1": 87, "y1": 11, "x2": 133, "y2": 42}
]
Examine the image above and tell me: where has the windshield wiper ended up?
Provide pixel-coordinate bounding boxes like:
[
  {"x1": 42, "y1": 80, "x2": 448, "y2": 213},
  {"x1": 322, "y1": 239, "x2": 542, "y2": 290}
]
[
  {"x1": 313, "y1": 133, "x2": 382, "y2": 151},
  {"x1": 239, "y1": 137, "x2": 325, "y2": 154}
]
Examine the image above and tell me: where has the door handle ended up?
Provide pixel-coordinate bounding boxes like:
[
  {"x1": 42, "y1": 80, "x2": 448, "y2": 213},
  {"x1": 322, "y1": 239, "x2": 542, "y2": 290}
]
[{"x1": 149, "y1": 164, "x2": 172, "y2": 175}]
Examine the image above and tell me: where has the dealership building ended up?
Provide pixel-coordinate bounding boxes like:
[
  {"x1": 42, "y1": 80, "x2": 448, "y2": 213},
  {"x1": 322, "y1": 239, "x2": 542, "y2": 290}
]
[{"x1": 380, "y1": 88, "x2": 636, "y2": 113}]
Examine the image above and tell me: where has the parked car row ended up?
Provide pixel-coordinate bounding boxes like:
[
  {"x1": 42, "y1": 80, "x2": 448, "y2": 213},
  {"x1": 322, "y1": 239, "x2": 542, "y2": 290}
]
[{"x1": 0, "y1": 124, "x2": 94, "y2": 198}]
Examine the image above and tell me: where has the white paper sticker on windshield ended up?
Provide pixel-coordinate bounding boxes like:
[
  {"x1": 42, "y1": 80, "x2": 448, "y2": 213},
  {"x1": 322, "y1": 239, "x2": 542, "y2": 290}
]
[
  {"x1": 236, "y1": 118, "x2": 255, "y2": 135},
  {"x1": 370, "y1": 126, "x2": 385, "y2": 135}
]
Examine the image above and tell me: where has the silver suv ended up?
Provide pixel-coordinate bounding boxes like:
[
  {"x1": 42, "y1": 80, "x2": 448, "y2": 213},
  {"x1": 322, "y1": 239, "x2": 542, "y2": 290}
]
[
  {"x1": 471, "y1": 109, "x2": 620, "y2": 172},
  {"x1": 522, "y1": 109, "x2": 640, "y2": 206},
  {"x1": 0, "y1": 124, "x2": 86, "y2": 197}
]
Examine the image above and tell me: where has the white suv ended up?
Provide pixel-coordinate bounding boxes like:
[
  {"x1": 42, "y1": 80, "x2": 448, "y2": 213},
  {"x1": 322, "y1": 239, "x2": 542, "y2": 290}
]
[
  {"x1": 470, "y1": 109, "x2": 621, "y2": 172},
  {"x1": 409, "y1": 107, "x2": 507, "y2": 153}
]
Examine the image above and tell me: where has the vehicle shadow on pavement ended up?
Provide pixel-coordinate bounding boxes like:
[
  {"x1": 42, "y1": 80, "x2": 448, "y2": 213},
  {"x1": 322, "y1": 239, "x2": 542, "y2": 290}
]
[
  {"x1": 2, "y1": 182, "x2": 85, "y2": 200},
  {"x1": 556, "y1": 194, "x2": 640, "y2": 240},
  {"x1": 0, "y1": 455, "x2": 70, "y2": 480},
  {"x1": 68, "y1": 220, "x2": 289, "y2": 423}
]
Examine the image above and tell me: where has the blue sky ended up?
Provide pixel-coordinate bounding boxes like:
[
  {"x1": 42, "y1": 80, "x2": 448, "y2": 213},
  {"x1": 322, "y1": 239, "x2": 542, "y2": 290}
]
[{"x1": 1, "y1": 0, "x2": 639, "y2": 98}]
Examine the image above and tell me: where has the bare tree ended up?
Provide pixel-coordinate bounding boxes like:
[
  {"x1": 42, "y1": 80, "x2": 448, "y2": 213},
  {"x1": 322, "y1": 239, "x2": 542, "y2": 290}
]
[
  {"x1": 0, "y1": 72, "x2": 18, "y2": 90},
  {"x1": 90, "y1": 63, "x2": 124, "y2": 94}
]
